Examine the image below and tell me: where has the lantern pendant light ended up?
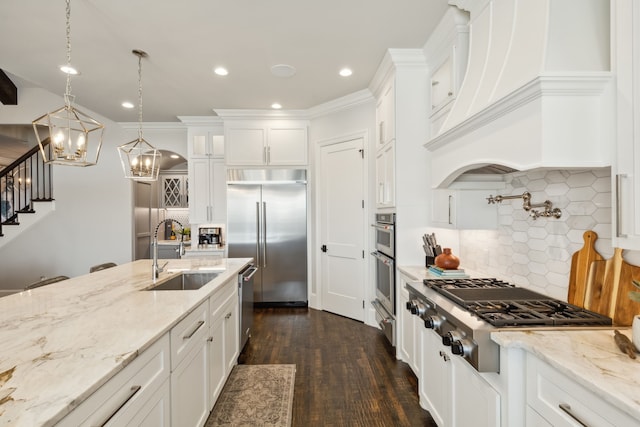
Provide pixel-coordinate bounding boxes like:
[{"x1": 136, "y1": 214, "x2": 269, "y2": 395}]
[
  {"x1": 118, "y1": 50, "x2": 161, "y2": 181},
  {"x1": 32, "y1": 0, "x2": 104, "y2": 167}
]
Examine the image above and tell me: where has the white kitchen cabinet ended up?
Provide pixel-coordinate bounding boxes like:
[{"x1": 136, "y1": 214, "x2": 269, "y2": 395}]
[
  {"x1": 189, "y1": 158, "x2": 226, "y2": 224},
  {"x1": 188, "y1": 128, "x2": 226, "y2": 225},
  {"x1": 225, "y1": 122, "x2": 308, "y2": 166},
  {"x1": 170, "y1": 300, "x2": 209, "y2": 427},
  {"x1": 398, "y1": 274, "x2": 421, "y2": 375},
  {"x1": 171, "y1": 338, "x2": 209, "y2": 427},
  {"x1": 398, "y1": 278, "x2": 412, "y2": 363},
  {"x1": 57, "y1": 334, "x2": 171, "y2": 427},
  {"x1": 207, "y1": 276, "x2": 239, "y2": 407},
  {"x1": 420, "y1": 328, "x2": 500, "y2": 427},
  {"x1": 189, "y1": 130, "x2": 224, "y2": 159},
  {"x1": 160, "y1": 174, "x2": 188, "y2": 208},
  {"x1": 375, "y1": 140, "x2": 395, "y2": 208},
  {"x1": 526, "y1": 353, "x2": 637, "y2": 427},
  {"x1": 424, "y1": 7, "x2": 469, "y2": 137},
  {"x1": 613, "y1": 0, "x2": 640, "y2": 250},
  {"x1": 374, "y1": 76, "x2": 396, "y2": 209},
  {"x1": 376, "y1": 80, "x2": 395, "y2": 148},
  {"x1": 431, "y1": 189, "x2": 498, "y2": 229}
]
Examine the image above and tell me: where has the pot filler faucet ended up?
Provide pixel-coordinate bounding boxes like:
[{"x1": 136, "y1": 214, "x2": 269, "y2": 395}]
[{"x1": 152, "y1": 219, "x2": 186, "y2": 281}]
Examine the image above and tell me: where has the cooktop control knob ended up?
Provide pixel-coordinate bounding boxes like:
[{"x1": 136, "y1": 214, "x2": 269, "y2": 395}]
[
  {"x1": 442, "y1": 330, "x2": 464, "y2": 346},
  {"x1": 424, "y1": 315, "x2": 444, "y2": 330},
  {"x1": 406, "y1": 301, "x2": 414, "y2": 311},
  {"x1": 410, "y1": 302, "x2": 427, "y2": 316},
  {"x1": 451, "y1": 339, "x2": 472, "y2": 357}
]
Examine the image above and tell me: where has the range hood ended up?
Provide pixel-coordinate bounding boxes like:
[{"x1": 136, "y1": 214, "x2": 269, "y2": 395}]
[{"x1": 425, "y1": 0, "x2": 613, "y2": 187}]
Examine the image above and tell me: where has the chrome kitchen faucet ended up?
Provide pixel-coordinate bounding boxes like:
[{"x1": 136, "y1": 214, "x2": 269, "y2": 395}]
[{"x1": 152, "y1": 219, "x2": 186, "y2": 281}]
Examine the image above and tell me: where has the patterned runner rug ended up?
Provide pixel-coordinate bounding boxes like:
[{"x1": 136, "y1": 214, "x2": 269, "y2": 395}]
[{"x1": 206, "y1": 364, "x2": 296, "y2": 427}]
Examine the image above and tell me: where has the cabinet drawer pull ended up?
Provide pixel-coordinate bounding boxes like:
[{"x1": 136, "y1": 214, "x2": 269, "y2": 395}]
[
  {"x1": 98, "y1": 385, "x2": 142, "y2": 426},
  {"x1": 558, "y1": 403, "x2": 590, "y2": 427},
  {"x1": 183, "y1": 320, "x2": 205, "y2": 340}
]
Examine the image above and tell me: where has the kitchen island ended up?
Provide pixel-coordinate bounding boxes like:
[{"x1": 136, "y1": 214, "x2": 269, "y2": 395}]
[{"x1": 0, "y1": 257, "x2": 251, "y2": 427}]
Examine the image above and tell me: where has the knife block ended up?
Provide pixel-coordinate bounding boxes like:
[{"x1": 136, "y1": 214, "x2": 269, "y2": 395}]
[{"x1": 426, "y1": 256, "x2": 435, "y2": 267}]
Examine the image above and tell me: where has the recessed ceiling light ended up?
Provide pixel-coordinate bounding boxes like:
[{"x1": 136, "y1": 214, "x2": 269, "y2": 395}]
[
  {"x1": 60, "y1": 65, "x2": 79, "y2": 75},
  {"x1": 122, "y1": 101, "x2": 134, "y2": 109},
  {"x1": 270, "y1": 64, "x2": 296, "y2": 78},
  {"x1": 339, "y1": 68, "x2": 353, "y2": 77},
  {"x1": 271, "y1": 103, "x2": 282, "y2": 109},
  {"x1": 214, "y1": 67, "x2": 228, "y2": 76}
]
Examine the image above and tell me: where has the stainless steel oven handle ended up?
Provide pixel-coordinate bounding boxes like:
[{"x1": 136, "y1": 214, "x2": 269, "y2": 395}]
[
  {"x1": 370, "y1": 251, "x2": 394, "y2": 266},
  {"x1": 371, "y1": 223, "x2": 395, "y2": 232}
]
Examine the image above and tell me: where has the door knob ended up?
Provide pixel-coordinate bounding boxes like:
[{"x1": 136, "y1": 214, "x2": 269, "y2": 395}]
[{"x1": 321, "y1": 245, "x2": 327, "y2": 253}]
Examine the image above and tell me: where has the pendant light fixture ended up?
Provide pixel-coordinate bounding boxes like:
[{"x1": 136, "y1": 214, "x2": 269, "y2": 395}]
[
  {"x1": 32, "y1": 0, "x2": 104, "y2": 166},
  {"x1": 117, "y1": 50, "x2": 161, "y2": 181}
]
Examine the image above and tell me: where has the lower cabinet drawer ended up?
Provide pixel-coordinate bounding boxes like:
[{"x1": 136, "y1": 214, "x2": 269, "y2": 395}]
[
  {"x1": 526, "y1": 354, "x2": 637, "y2": 427},
  {"x1": 171, "y1": 300, "x2": 209, "y2": 371},
  {"x1": 58, "y1": 334, "x2": 170, "y2": 427}
]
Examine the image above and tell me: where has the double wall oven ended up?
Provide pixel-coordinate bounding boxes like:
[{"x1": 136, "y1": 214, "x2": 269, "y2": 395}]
[{"x1": 371, "y1": 213, "x2": 396, "y2": 346}]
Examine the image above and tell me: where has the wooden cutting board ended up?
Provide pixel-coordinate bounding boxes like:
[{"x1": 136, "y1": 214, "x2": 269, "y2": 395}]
[
  {"x1": 584, "y1": 256, "x2": 616, "y2": 316},
  {"x1": 612, "y1": 248, "x2": 640, "y2": 325},
  {"x1": 568, "y1": 231, "x2": 603, "y2": 307}
]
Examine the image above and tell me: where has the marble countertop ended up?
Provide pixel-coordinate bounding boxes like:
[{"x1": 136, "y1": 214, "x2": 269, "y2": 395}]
[
  {"x1": 397, "y1": 265, "x2": 486, "y2": 281},
  {"x1": 493, "y1": 329, "x2": 640, "y2": 421},
  {"x1": 0, "y1": 257, "x2": 251, "y2": 427}
]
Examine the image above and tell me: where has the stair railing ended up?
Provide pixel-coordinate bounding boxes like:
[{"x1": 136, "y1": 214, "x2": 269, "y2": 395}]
[{"x1": 0, "y1": 139, "x2": 53, "y2": 236}]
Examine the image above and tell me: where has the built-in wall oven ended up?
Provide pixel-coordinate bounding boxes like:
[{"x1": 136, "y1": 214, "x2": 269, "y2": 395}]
[{"x1": 371, "y1": 213, "x2": 396, "y2": 347}]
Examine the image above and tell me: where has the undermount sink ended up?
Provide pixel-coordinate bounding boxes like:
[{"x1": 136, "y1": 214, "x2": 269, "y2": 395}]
[{"x1": 146, "y1": 272, "x2": 220, "y2": 291}]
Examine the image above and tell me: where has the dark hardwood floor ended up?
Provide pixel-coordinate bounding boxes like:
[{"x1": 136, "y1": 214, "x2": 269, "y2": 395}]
[{"x1": 238, "y1": 307, "x2": 437, "y2": 427}]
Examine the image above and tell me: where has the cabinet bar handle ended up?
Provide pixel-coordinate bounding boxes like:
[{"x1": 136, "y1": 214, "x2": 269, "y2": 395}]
[
  {"x1": 558, "y1": 403, "x2": 590, "y2": 427},
  {"x1": 183, "y1": 320, "x2": 205, "y2": 340},
  {"x1": 98, "y1": 385, "x2": 142, "y2": 426},
  {"x1": 262, "y1": 201, "x2": 267, "y2": 268},
  {"x1": 255, "y1": 202, "x2": 261, "y2": 266},
  {"x1": 616, "y1": 174, "x2": 628, "y2": 238},
  {"x1": 448, "y1": 195, "x2": 453, "y2": 225}
]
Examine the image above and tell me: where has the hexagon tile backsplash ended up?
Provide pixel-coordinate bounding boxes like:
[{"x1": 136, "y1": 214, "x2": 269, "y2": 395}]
[{"x1": 458, "y1": 167, "x2": 614, "y2": 300}]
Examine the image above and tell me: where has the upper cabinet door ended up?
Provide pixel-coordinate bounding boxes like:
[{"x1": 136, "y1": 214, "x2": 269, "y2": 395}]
[
  {"x1": 268, "y1": 127, "x2": 307, "y2": 165},
  {"x1": 613, "y1": 0, "x2": 640, "y2": 250},
  {"x1": 225, "y1": 127, "x2": 266, "y2": 165},
  {"x1": 224, "y1": 121, "x2": 308, "y2": 166}
]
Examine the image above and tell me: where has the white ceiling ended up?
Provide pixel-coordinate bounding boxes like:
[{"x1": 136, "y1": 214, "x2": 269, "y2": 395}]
[{"x1": 0, "y1": 0, "x2": 450, "y2": 123}]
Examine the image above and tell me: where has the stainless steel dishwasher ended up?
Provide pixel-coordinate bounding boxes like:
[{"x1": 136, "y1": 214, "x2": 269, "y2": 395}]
[{"x1": 238, "y1": 264, "x2": 257, "y2": 351}]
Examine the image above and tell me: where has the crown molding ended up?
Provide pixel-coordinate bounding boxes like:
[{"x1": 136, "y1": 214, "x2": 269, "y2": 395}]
[
  {"x1": 176, "y1": 116, "x2": 224, "y2": 126},
  {"x1": 118, "y1": 122, "x2": 187, "y2": 130},
  {"x1": 307, "y1": 89, "x2": 374, "y2": 119}
]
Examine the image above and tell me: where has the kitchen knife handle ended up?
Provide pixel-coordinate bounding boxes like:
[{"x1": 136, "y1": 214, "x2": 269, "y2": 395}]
[
  {"x1": 558, "y1": 403, "x2": 591, "y2": 427},
  {"x1": 616, "y1": 174, "x2": 628, "y2": 238}
]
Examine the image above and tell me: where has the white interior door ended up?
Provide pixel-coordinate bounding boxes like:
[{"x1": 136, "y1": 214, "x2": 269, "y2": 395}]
[{"x1": 319, "y1": 137, "x2": 365, "y2": 321}]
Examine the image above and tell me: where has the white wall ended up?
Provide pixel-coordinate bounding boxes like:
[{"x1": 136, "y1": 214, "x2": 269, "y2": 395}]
[{"x1": 0, "y1": 87, "x2": 133, "y2": 291}]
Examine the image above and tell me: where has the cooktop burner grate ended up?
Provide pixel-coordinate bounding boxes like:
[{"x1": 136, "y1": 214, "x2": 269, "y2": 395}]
[{"x1": 423, "y1": 278, "x2": 613, "y2": 327}]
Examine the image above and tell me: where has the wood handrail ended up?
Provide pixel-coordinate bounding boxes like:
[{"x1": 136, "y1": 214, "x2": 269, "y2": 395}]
[{"x1": 0, "y1": 139, "x2": 49, "y2": 178}]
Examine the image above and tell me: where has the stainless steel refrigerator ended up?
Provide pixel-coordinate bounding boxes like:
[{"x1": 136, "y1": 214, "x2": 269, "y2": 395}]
[{"x1": 227, "y1": 169, "x2": 307, "y2": 306}]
